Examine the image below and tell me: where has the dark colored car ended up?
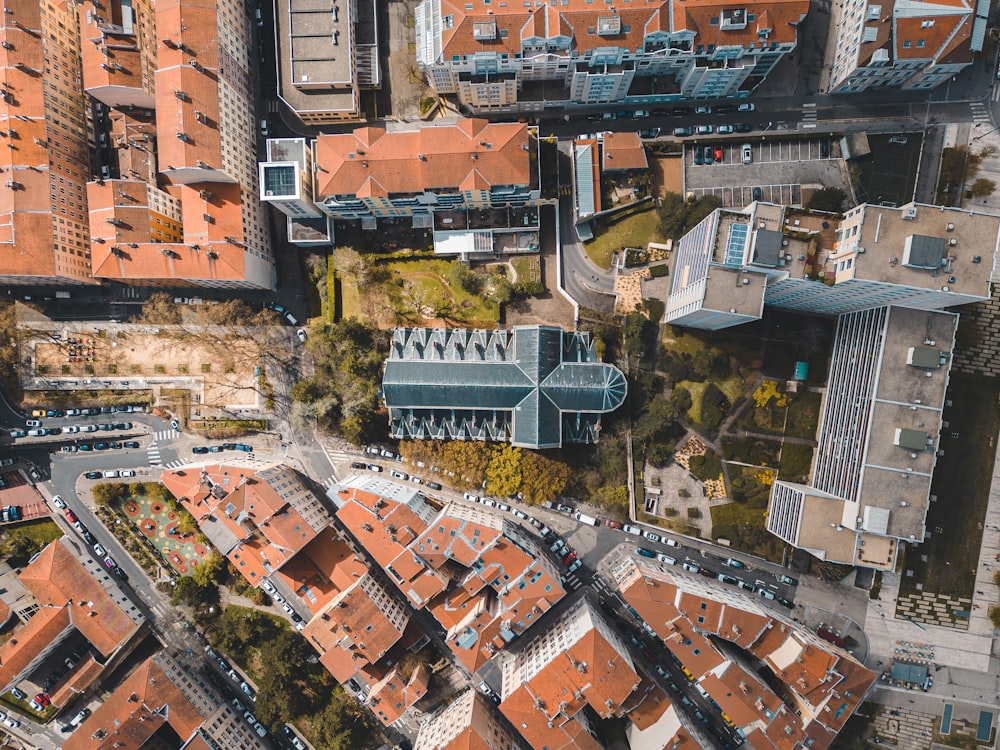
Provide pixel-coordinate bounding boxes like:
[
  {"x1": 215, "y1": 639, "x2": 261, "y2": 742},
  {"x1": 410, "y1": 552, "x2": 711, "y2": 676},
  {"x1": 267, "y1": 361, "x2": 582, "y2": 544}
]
[
  {"x1": 715, "y1": 104, "x2": 736, "y2": 114},
  {"x1": 350, "y1": 462, "x2": 367, "y2": 470},
  {"x1": 820, "y1": 140, "x2": 830, "y2": 158},
  {"x1": 45, "y1": 427, "x2": 62, "y2": 435},
  {"x1": 734, "y1": 122, "x2": 753, "y2": 133},
  {"x1": 85, "y1": 471, "x2": 101, "y2": 479},
  {"x1": 192, "y1": 446, "x2": 209, "y2": 454},
  {"x1": 636, "y1": 547, "x2": 656, "y2": 558},
  {"x1": 94, "y1": 443, "x2": 109, "y2": 451},
  {"x1": 124, "y1": 441, "x2": 140, "y2": 449},
  {"x1": 776, "y1": 596, "x2": 794, "y2": 608},
  {"x1": 114, "y1": 422, "x2": 132, "y2": 430},
  {"x1": 78, "y1": 444, "x2": 93, "y2": 452},
  {"x1": 109, "y1": 442, "x2": 123, "y2": 450},
  {"x1": 113, "y1": 566, "x2": 129, "y2": 580},
  {"x1": 670, "y1": 106, "x2": 693, "y2": 116},
  {"x1": 753, "y1": 186, "x2": 763, "y2": 200},
  {"x1": 82, "y1": 408, "x2": 99, "y2": 415},
  {"x1": 46, "y1": 410, "x2": 64, "y2": 418},
  {"x1": 208, "y1": 445, "x2": 223, "y2": 452},
  {"x1": 703, "y1": 145, "x2": 714, "y2": 164}
]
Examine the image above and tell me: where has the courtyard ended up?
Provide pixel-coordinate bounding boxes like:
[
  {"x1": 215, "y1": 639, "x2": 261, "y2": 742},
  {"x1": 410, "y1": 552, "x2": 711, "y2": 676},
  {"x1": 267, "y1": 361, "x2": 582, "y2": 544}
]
[{"x1": 122, "y1": 492, "x2": 210, "y2": 576}]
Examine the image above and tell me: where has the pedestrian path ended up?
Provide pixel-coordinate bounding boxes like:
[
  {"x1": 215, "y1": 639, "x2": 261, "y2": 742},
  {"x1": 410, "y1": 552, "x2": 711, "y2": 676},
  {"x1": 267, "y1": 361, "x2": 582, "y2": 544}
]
[
  {"x1": 153, "y1": 429, "x2": 177, "y2": 441},
  {"x1": 162, "y1": 458, "x2": 190, "y2": 470},
  {"x1": 147, "y1": 444, "x2": 162, "y2": 466},
  {"x1": 970, "y1": 101, "x2": 991, "y2": 124}
]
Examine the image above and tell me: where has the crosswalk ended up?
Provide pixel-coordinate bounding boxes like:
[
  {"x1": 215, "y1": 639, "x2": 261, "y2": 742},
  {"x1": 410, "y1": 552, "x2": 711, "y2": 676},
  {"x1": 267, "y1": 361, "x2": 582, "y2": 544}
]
[
  {"x1": 266, "y1": 100, "x2": 279, "y2": 113},
  {"x1": 162, "y1": 458, "x2": 190, "y2": 470},
  {"x1": 146, "y1": 428, "x2": 178, "y2": 466},
  {"x1": 801, "y1": 102, "x2": 817, "y2": 129},
  {"x1": 971, "y1": 101, "x2": 991, "y2": 123},
  {"x1": 562, "y1": 573, "x2": 582, "y2": 591},
  {"x1": 322, "y1": 475, "x2": 338, "y2": 490},
  {"x1": 991, "y1": 85, "x2": 1000, "y2": 104}
]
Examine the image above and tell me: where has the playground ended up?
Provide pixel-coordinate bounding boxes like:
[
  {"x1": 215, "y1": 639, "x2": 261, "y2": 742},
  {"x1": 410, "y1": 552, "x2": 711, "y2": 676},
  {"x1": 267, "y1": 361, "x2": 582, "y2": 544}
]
[{"x1": 122, "y1": 493, "x2": 210, "y2": 575}]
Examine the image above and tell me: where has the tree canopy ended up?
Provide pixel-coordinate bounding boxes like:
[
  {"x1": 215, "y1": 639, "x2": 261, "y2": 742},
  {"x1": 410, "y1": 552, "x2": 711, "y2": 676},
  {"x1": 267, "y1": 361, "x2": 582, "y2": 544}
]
[
  {"x1": 806, "y1": 187, "x2": 847, "y2": 213},
  {"x1": 657, "y1": 192, "x2": 723, "y2": 241}
]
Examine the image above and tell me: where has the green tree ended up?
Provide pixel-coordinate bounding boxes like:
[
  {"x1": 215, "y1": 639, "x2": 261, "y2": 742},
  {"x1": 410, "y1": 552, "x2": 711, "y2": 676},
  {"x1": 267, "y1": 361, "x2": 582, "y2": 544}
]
[
  {"x1": 311, "y1": 689, "x2": 378, "y2": 750},
  {"x1": 191, "y1": 551, "x2": 226, "y2": 588},
  {"x1": 92, "y1": 482, "x2": 129, "y2": 507},
  {"x1": 486, "y1": 444, "x2": 523, "y2": 497},
  {"x1": 806, "y1": 187, "x2": 847, "y2": 213},
  {"x1": 971, "y1": 178, "x2": 997, "y2": 199},
  {"x1": 594, "y1": 484, "x2": 629, "y2": 512},
  {"x1": 447, "y1": 261, "x2": 483, "y2": 295},
  {"x1": 0, "y1": 534, "x2": 41, "y2": 567},
  {"x1": 133, "y1": 292, "x2": 182, "y2": 324},
  {"x1": 656, "y1": 192, "x2": 723, "y2": 241},
  {"x1": 519, "y1": 452, "x2": 571, "y2": 505},
  {"x1": 440, "y1": 441, "x2": 493, "y2": 488},
  {"x1": 169, "y1": 576, "x2": 219, "y2": 608}
]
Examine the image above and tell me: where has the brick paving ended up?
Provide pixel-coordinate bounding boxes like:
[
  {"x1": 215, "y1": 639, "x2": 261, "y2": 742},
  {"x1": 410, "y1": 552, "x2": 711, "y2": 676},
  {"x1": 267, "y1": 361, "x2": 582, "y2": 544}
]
[
  {"x1": 871, "y1": 706, "x2": 935, "y2": 750},
  {"x1": 954, "y1": 285, "x2": 1000, "y2": 378},
  {"x1": 896, "y1": 591, "x2": 973, "y2": 631}
]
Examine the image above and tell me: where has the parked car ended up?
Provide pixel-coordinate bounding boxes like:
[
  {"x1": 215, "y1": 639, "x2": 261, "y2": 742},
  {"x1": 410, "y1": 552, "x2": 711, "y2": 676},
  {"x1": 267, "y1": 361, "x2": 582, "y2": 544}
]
[
  {"x1": 512, "y1": 508, "x2": 528, "y2": 519},
  {"x1": 94, "y1": 543, "x2": 107, "y2": 557},
  {"x1": 367, "y1": 464, "x2": 382, "y2": 472},
  {"x1": 725, "y1": 558, "x2": 745, "y2": 569},
  {"x1": 717, "y1": 574, "x2": 738, "y2": 585},
  {"x1": 737, "y1": 102, "x2": 755, "y2": 112},
  {"x1": 81, "y1": 424, "x2": 97, "y2": 432},
  {"x1": 60, "y1": 445, "x2": 77, "y2": 453},
  {"x1": 656, "y1": 553, "x2": 676, "y2": 565},
  {"x1": 681, "y1": 562, "x2": 700, "y2": 574},
  {"x1": 670, "y1": 106, "x2": 693, "y2": 116},
  {"x1": 703, "y1": 145, "x2": 714, "y2": 164},
  {"x1": 695, "y1": 106, "x2": 712, "y2": 115},
  {"x1": 64, "y1": 425, "x2": 79, "y2": 434},
  {"x1": 549, "y1": 539, "x2": 566, "y2": 553},
  {"x1": 84, "y1": 471, "x2": 101, "y2": 479},
  {"x1": 98, "y1": 423, "x2": 115, "y2": 431},
  {"x1": 350, "y1": 461, "x2": 367, "y2": 469},
  {"x1": 643, "y1": 530, "x2": 661, "y2": 543},
  {"x1": 104, "y1": 555, "x2": 116, "y2": 569},
  {"x1": 638, "y1": 128, "x2": 660, "y2": 139},
  {"x1": 64, "y1": 509, "x2": 78, "y2": 523},
  {"x1": 742, "y1": 143, "x2": 753, "y2": 164},
  {"x1": 636, "y1": 547, "x2": 656, "y2": 558},
  {"x1": 568, "y1": 559, "x2": 583, "y2": 572},
  {"x1": 51, "y1": 495, "x2": 67, "y2": 509},
  {"x1": 695, "y1": 125, "x2": 713, "y2": 135},
  {"x1": 777, "y1": 574, "x2": 799, "y2": 586},
  {"x1": 664, "y1": 538, "x2": 679, "y2": 548},
  {"x1": 114, "y1": 422, "x2": 132, "y2": 430},
  {"x1": 737, "y1": 580, "x2": 755, "y2": 592},
  {"x1": 672, "y1": 126, "x2": 692, "y2": 137},
  {"x1": 30, "y1": 410, "x2": 46, "y2": 418},
  {"x1": 622, "y1": 524, "x2": 642, "y2": 536},
  {"x1": 555, "y1": 503, "x2": 573, "y2": 513},
  {"x1": 296, "y1": 329, "x2": 307, "y2": 343},
  {"x1": 192, "y1": 446, "x2": 209, "y2": 454},
  {"x1": 717, "y1": 124, "x2": 734, "y2": 134},
  {"x1": 124, "y1": 441, "x2": 140, "y2": 449},
  {"x1": 759, "y1": 588, "x2": 776, "y2": 600},
  {"x1": 776, "y1": 596, "x2": 794, "y2": 608},
  {"x1": 94, "y1": 443, "x2": 109, "y2": 451}
]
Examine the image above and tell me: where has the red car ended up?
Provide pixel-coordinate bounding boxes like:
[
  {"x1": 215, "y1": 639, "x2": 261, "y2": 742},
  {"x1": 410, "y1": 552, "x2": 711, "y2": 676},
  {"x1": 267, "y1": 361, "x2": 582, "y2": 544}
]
[
  {"x1": 604, "y1": 520, "x2": 623, "y2": 530},
  {"x1": 714, "y1": 146, "x2": 723, "y2": 162},
  {"x1": 64, "y1": 509, "x2": 78, "y2": 524},
  {"x1": 561, "y1": 551, "x2": 577, "y2": 566}
]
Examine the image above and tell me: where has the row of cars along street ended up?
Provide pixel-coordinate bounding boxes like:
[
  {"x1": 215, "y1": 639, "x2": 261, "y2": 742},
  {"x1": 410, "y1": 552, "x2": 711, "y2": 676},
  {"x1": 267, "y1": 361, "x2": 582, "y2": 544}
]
[{"x1": 52, "y1": 495, "x2": 128, "y2": 580}]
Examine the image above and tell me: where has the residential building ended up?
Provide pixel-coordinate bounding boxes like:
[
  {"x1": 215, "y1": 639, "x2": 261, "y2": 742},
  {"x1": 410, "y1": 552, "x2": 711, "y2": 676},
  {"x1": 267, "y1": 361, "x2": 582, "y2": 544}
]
[
  {"x1": 260, "y1": 137, "x2": 332, "y2": 245},
  {"x1": 312, "y1": 119, "x2": 546, "y2": 230},
  {"x1": 272, "y1": 0, "x2": 380, "y2": 125},
  {"x1": 0, "y1": 0, "x2": 96, "y2": 284},
  {"x1": 573, "y1": 131, "x2": 647, "y2": 222},
  {"x1": 0, "y1": 540, "x2": 146, "y2": 702},
  {"x1": 414, "y1": 0, "x2": 809, "y2": 112},
  {"x1": 497, "y1": 596, "x2": 652, "y2": 750},
  {"x1": 331, "y1": 475, "x2": 566, "y2": 673},
  {"x1": 828, "y1": 0, "x2": 982, "y2": 93},
  {"x1": 414, "y1": 688, "x2": 527, "y2": 750},
  {"x1": 611, "y1": 555, "x2": 877, "y2": 749},
  {"x1": 382, "y1": 326, "x2": 627, "y2": 449},
  {"x1": 62, "y1": 653, "x2": 262, "y2": 750},
  {"x1": 662, "y1": 201, "x2": 992, "y2": 566},
  {"x1": 767, "y1": 305, "x2": 957, "y2": 569},
  {"x1": 665, "y1": 201, "x2": 1000, "y2": 330},
  {"x1": 161, "y1": 462, "x2": 332, "y2": 586},
  {"x1": 81, "y1": 0, "x2": 274, "y2": 289}
]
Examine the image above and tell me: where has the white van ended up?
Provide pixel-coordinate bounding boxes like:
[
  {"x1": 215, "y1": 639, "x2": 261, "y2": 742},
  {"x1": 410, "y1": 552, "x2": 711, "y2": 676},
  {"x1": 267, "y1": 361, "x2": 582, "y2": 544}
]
[
  {"x1": 259, "y1": 119, "x2": 269, "y2": 137},
  {"x1": 102, "y1": 470, "x2": 120, "y2": 479}
]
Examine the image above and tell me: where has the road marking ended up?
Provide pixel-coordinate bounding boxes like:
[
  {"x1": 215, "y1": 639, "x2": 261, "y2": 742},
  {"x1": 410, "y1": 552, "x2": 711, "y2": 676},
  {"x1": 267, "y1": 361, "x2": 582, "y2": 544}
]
[
  {"x1": 162, "y1": 458, "x2": 190, "y2": 470},
  {"x1": 147, "y1": 445, "x2": 162, "y2": 466},
  {"x1": 993, "y1": 85, "x2": 1000, "y2": 103},
  {"x1": 971, "y1": 102, "x2": 991, "y2": 123},
  {"x1": 153, "y1": 429, "x2": 176, "y2": 441},
  {"x1": 801, "y1": 102, "x2": 818, "y2": 129}
]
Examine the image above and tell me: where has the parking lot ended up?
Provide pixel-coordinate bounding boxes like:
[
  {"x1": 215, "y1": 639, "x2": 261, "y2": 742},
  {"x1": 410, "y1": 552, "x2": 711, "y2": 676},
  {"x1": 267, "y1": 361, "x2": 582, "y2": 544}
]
[{"x1": 684, "y1": 136, "x2": 851, "y2": 208}]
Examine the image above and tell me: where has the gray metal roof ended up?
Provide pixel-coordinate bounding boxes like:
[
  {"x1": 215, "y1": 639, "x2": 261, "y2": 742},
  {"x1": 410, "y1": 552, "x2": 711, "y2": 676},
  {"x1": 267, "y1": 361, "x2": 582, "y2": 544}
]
[{"x1": 383, "y1": 325, "x2": 627, "y2": 448}]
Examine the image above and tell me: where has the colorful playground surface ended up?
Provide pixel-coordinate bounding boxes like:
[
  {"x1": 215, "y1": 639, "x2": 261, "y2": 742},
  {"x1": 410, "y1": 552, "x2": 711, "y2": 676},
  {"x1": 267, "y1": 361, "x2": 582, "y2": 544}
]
[{"x1": 123, "y1": 494, "x2": 210, "y2": 575}]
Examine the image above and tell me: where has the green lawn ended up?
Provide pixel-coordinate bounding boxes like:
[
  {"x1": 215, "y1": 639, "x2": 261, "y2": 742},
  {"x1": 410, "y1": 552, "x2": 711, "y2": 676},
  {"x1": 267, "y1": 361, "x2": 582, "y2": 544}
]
[
  {"x1": 384, "y1": 258, "x2": 500, "y2": 325},
  {"x1": 785, "y1": 390, "x2": 823, "y2": 439},
  {"x1": 710, "y1": 498, "x2": 785, "y2": 562},
  {"x1": 897, "y1": 373, "x2": 1000, "y2": 602},
  {"x1": 334, "y1": 247, "x2": 364, "y2": 321},
  {"x1": 680, "y1": 375, "x2": 747, "y2": 427},
  {"x1": 721, "y1": 437, "x2": 781, "y2": 467},
  {"x1": 583, "y1": 206, "x2": 665, "y2": 270},
  {"x1": 778, "y1": 443, "x2": 814, "y2": 482},
  {"x1": 10, "y1": 518, "x2": 63, "y2": 545}
]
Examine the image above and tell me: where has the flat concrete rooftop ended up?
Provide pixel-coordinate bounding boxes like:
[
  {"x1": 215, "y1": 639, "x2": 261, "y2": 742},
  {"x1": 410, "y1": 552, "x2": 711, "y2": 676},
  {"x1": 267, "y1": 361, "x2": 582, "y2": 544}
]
[{"x1": 702, "y1": 267, "x2": 766, "y2": 318}]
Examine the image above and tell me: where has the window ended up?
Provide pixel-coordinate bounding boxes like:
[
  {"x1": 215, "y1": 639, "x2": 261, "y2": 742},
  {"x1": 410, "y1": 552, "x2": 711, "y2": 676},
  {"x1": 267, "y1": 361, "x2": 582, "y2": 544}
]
[
  {"x1": 902, "y1": 40, "x2": 911, "y2": 48},
  {"x1": 917, "y1": 40, "x2": 925, "y2": 48},
  {"x1": 709, "y1": 16, "x2": 717, "y2": 24}
]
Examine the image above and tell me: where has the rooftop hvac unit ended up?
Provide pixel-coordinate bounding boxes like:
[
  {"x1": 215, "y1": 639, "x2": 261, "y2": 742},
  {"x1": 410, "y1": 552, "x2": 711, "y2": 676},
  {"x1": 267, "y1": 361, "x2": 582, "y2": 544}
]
[
  {"x1": 946, "y1": 223, "x2": 954, "y2": 231},
  {"x1": 949, "y1": 238, "x2": 957, "y2": 246}
]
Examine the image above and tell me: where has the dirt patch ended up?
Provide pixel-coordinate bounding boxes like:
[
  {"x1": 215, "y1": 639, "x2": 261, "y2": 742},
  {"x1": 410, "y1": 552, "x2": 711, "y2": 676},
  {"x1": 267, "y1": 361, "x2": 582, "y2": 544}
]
[
  {"x1": 651, "y1": 154, "x2": 684, "y2": 198},
  {"x1": 504, "y1": 244, "x2": 576, "y2": 328}
]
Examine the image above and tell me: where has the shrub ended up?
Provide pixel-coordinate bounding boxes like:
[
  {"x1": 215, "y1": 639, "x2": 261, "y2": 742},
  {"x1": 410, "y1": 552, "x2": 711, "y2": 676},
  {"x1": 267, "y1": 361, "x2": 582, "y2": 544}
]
[
  {"x1": 687, "y1": 507, "x2": 701, "y2": 519},
  {"x1": 649, "y1": 263, "x2": 669, "y2": 278}
]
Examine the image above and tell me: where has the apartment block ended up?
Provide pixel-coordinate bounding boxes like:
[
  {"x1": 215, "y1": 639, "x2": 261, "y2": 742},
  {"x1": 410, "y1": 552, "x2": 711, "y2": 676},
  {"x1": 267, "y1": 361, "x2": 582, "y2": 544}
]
[
  {"x1": 331, "y1": 475, "x2": 566, "y2": 673},
  {"x1": 573, "y1": 132, "x2": 648, "y2": 220},
  {"x1": 611, "y1": 556, "x2": 877, "y2": 749},
  {"x1": 768, "y1": 305, "x2": 957, "y2": 569},
  {"x1": 272, "y1": 0, "x2": 381, "y2": 126},
  {"x1": 80, "y1": 0, "x2": 274, "y2": 289},
  {"x1": 0, "y1": 540, "x2": 146, "y2": 704},
  {"x1": 497, "y1": 596, "x2": 656, "y2": 750},
  {"x1": 0, "y1": 0, "x2": 96, "y2": 284},
  {"x1": 828, "y1": 0, "x2": 982, "y2": 93},
  {"x1": 311, "y1": 118, "x2": 545, "y2": 229},
  {"x1": 62, "y1": 653, "x2": 262, "y2": 750},
  {"x1": 161, "y1": 462, "x2": 332, "y2": 586},
  {"x1": 415, "y1": 688, "x2": 527, "y2": 750},
  {"x1": 414, "y1": 0, "x2": 809, "y2": 112},
  {"x1": 666, "y1": 201, "x2": 1000, "y2": 330}
]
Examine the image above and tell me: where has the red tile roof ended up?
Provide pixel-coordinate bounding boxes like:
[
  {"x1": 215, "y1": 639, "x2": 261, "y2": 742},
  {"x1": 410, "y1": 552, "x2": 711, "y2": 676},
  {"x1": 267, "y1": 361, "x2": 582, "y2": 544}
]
[
  {"x1": 0, "y1": 607, "x2": 71, "y2": 689},
  {"x1": 602, "y1": 132, "x2": 648, "y2": 172},
  {"x1": 314, "y1": 119, "x2": 531, "y2": 198},
  {"x1": 61, "y1": 657, "x2": 208, "y2": 750},
  {"x1": 20, "y1": 541, "x2": 142, "y2": 656}
]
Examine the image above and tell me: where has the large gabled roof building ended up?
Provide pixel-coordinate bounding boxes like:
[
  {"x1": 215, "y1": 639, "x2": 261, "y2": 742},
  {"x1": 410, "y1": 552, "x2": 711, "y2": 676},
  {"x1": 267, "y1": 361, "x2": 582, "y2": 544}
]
[{"x1": 383, "y1": 326, "x2": 627, "y2": 449}]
